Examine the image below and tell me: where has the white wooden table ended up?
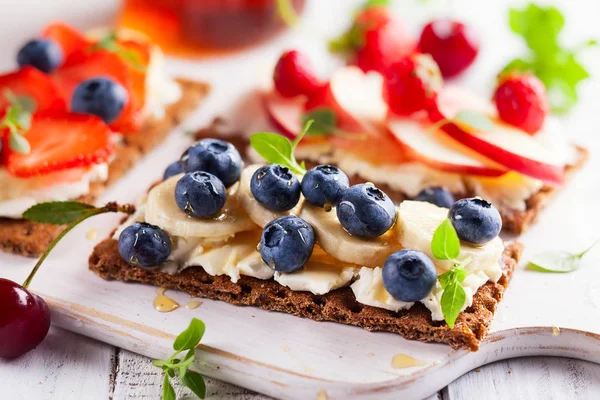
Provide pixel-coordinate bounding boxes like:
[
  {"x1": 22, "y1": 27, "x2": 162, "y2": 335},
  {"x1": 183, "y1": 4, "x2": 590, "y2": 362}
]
[{"x1": 1, "y1": 0, "x2": 600, "y2": 399}]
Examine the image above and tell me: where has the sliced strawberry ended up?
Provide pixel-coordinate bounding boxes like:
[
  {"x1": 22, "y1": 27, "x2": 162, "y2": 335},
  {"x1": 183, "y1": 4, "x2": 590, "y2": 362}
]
[
  {"x1": 4, "y1": 111, "x2": 114, "y2": 177},
  {"x1": 0, "y1": 67, "x2": 66, "y2": 113},
  {"x1": 42, "y1": 22, "x2": 89, "y2": 61},
  {"x1": 52, "y1": 50, "x2": 142, "y2": 133}
]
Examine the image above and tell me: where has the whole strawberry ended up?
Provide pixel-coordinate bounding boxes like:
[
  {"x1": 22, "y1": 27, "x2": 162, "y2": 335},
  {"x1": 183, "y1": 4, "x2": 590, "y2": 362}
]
[
  {"x1": 329, "y1": 5, "x2": 415, "y2": 75},
  {"x1": 383, "y1": 53, "x2": 443, "y2": 116},
  {"x1": 494, "y1": 73, "x2": 549, "y2": 134},
  {"x1": 418, "y1": 19, "x2": 480, "y2": 78},
  {"x1": 273, "y1": 50, "x2": 322, "y2": 98}
]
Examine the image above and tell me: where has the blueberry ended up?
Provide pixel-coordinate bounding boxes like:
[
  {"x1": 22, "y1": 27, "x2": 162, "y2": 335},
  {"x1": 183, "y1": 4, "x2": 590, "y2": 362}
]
[
  {"x1": 163, "y1": 161, "x2": 184, "y2": 180},
  {"x1": 250, "y1": 164, "x2": 301, "y2": 212},
  {"x1": 118, "y1": 222, "x2": 171, "y2": 267},
  {"x1": 449, "y1": 197, "x2": 502, "y2": 245},
  {"x1": 260, "y1": 215, "x2": 315, "y2": 273},
  {"x1": 301, "y1": 165, "x2": 350, "y2": 208},
  {"x1": 336, "y1": 184, "x2": 396, "y2": 238},
  {"x1": 71, "y1": 77, "x2": 128, "y2": 124},
  {"x1": 17, "y1": 39, "x2": 63, "y2": 73},
  {"x1": 414, "y1": 187, "x2": 455, "y2": 208},
  {"x1": 180, "y1": 138, "x2": 242, "y2": 188},
  {"x1": 382, "y1": 249, "x2": 437, "y2": 302},
  {"x1": 174, "y1": 171, "x2": 226, "y2": 218}
]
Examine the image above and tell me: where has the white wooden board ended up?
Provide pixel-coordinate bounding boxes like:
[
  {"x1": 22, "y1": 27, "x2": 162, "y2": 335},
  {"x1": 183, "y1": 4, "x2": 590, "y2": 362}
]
[{"x1": 1, "y1": 0, "x2": 600, "y2": 399}]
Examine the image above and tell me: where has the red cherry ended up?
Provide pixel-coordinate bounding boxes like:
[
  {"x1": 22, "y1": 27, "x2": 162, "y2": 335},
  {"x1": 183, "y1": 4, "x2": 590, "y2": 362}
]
[
  {"x1": 0, "y1": 278, "x2": 51, "y2": 359},
  {"x1": 418, "y1": 19, "x2": 480, "y2": 78},
  {"x1": 383, "y1": 53, "x2": 443, "y2": 116},
  {"x1": 273, "y1": 50, "x2": 323, "y2": 98},
  {"x1": 493, "y1": 73, "x2": 549, "y2": 134}
]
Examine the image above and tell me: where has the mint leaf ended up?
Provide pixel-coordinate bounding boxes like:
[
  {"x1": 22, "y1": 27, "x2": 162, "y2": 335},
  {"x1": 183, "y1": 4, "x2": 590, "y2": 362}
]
[
  {"x1": 453, "y1": 110, "x2": 494, "y2": 133},
  {"x1": 8, "y1": 131, "x2": 30, "y2": 154},
  {"x1": 23, "y1": 201, "x2": 96, "y2": 225},
  {"x1": 90, "y1": 32, "x2": 146, "y2": 71},
  {"x1": 302, "y1": 109, "x2": 336, "y2": 135},
  {"x1": 276, "y1": 0, "x2": 299, "y2": 27},
  {"x1": 431, "y1": 219, "x2": 460, "y2": 261},
  {"x1": 440, "y1": 280, "x2": 466, "y2": 328},
  {"x1": 173, "y1": 318, "x2": 205, "y2": 352},
  {"x1": 182, "y1": 371, "x2": 206, "y2": 399},
  {"x1": 1, "y1": 91, "x2": 35, "y2": 154},
  {"x1": 527, "y1": 239, "x2": 599, "y2": 273},
  {"x1": 363, "y1": 0, "x2": 390, "y2": 9},
  {"x1": 177, "y1": 350, "x2": 195, "y2": 379},
  {"x1": 162, "y1": 374, "x2": 176, "y2": 400}
]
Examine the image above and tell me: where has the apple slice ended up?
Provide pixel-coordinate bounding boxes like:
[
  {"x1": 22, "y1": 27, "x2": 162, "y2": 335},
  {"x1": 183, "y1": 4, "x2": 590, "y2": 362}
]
[
  {"x1": 387, "y1": 117, "x2": 506, "y2": 177},
  {"x1": 431, "y1": 87, "x2": 566, "y2": 185},
  {"x1": 263, "y1": 91, "x2": 303, "y2": 139}
]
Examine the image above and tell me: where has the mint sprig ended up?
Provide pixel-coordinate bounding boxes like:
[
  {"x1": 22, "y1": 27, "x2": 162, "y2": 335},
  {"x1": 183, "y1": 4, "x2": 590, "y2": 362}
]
[
  {"x1": 501, "y1": 3, "x2": 596, "y2": 114},
  {"x1": 153, "y1": 318, "x2": 207, "y2": 400},
  {"x1": 1, "y1": 90, "x2": 36, "y2": 154},
  {"x1": 250, "y1": 120, "x2": 313, "y2": 174},
  {"x1": 89, "y1": 32, "x2": 146, "y2": 71},
  {"x1": 21, "y1": 201, "x2": 135, "y2": 289},
  {"x1": 275, "y1": 0, "x2": 300, "y2": 27},
  {"x1": 527, "y1": 239, "x2": 599, "y2": 273},
  {"x1": 431, "y1": 219, "x2": 470, "y2": 328}
]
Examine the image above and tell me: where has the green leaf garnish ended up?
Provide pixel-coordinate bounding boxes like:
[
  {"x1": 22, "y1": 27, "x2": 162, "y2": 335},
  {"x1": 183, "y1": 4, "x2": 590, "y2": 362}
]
[
  {"x1": 250, "y1": 120, "x2": 313, "y2": 175},
  {"x1": 173, "y1": 318, "x2": 206, "y2": 352},
  {"x1": 276, "y1": 0, "x2": 300, "y2": 27},
  {"x1": 527, "y1": 239, "x2": 599, "y2": 273},
  {"x1": 501, "y1": 3, "x2": 596, "y2": 114},
  {"x1": 453, "y1": 110, "x2": 494, "y2": 133},
  {"x1": 302, "y1": 109, "x2": 337, "y2": 135},
  {"x1": 439, "y1": 268, "x2": 467, "y2": 328},
  {"x1": 20, "y1": 201, "x2": 135, "y2": 289},
  {"x1": 329, "y1": 0, "x2": 389, "y2": 55},
  {"x1": 431, "y1": 219, "x2": 460, "y2": 261},
  {"x1": 154, "y1": 318, "x2": 207, "y2": 399},
  {"x1": 89, "y1": 32, "x2": 146, "y2": 71},
  {"x1": 1, "y1": 90, "x2": 36, "y2": 154},
  {"x1": 363, "y1": 0, "x2": 390, "y2": 8},
  {"x1": 23, "y1": 201, "x2": 96, "y2": 225},
  {"x1": 430, "y1": 219, "x2": 473, "y2": 328}
]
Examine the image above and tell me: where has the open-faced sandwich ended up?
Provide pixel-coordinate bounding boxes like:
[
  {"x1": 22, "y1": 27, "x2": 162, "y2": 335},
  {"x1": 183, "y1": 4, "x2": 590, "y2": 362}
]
[
  {"x1": 90, "y1": 129, "x2": 522, "y2": 351},
  {"x1": 0, "y1": 22, "x2": 210, "y2": 257},
  {"x1": 256, "y1": 53, "x2": 587, "y2": 236}
]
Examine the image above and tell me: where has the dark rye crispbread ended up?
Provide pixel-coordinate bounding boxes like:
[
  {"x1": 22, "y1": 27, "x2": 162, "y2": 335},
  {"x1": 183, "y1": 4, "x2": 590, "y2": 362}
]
[
  {"x1": 193, "y1": 119, "x2": 589, "y2": 235},
  {"x1": 0, "y1": 78, "x2": 210, "y2": 257},
  {"x1": 89, "y1": 237, "x2": 522, "y2": 351}
]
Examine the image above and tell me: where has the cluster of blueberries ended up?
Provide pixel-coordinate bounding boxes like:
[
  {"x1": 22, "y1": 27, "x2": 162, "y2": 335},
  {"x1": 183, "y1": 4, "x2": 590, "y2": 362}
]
[
  {"x1": 118, "y1": 137, "x2": 503, "y2": 304},
  {"x1": 17, "y1": 38, "x2": 128, "y2": 125}
]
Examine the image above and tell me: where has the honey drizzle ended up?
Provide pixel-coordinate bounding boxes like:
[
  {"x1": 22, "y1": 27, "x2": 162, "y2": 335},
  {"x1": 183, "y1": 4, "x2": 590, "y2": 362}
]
[
  {"x1": 154, "y1": 288, "x2": 180, "y2": 312},
  {"x1": 391, "y1": 354, "x2": 427, "y2": 369}
]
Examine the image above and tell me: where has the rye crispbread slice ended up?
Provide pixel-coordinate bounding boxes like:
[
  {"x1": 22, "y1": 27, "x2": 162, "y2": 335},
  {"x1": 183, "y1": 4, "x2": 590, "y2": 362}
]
[
  {"x1": 89, "y1": 237, "x2": 522, "y2": 351},
  {"x1": 0, "y1": 78, "x2": 210, "y2": 257},
  {"x1": 193, "y1": 119, "x2": 589, "y2": 235}
]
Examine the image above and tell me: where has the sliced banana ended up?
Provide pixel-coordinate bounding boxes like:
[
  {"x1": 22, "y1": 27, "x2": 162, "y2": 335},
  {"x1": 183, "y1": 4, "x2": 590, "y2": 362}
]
[
  {"x1": 300, "y1": 203, "x2": 401, "y2": 267},
  {"x1": 237, "y1": 164, "x2": 304, "y2": 228},
  {"x1": 396, "y1": 200, "x2": 504, "y2": 280},
  {"x1": 145, "y1": 174, "x2": 257, "y2": 238}
]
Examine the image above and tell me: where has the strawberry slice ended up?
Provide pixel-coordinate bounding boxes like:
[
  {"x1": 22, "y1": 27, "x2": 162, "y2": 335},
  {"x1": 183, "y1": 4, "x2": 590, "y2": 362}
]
[
  {"x1": 116, "y1": 39, "x2": 151, "y2": 115},
  {"x1": 42, "y1": 22, "x2": 89, "y2": 62},
  {"x1": 52, "y1": 50, "x2": 142, "y2": 133},
  {"x1": 0, "y1": 67, "x2": 66, "y2": 113},
  {"x1": 4, "y1": 111, "x2": 114, "y2": 177}
]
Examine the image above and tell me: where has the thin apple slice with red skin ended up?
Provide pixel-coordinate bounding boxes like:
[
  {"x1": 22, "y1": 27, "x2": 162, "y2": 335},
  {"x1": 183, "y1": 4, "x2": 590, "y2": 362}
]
[
  {"x1": 387, "y1": 117, "x2": 506, "y2": 177},
  {"x1": 263, "y1": 91, "x2": 303, "y2": 140},
  {"x1": 429, "y1": 86, "x2": 565, "y2": 185}
]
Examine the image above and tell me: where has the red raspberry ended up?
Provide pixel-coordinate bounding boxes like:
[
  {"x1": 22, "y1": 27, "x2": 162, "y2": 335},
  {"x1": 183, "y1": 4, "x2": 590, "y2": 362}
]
[
  {"x1": 273, "y1": 50, "x2": 322, "y2": 98},
  {"x1": 383, "y1": 53, "x2": 443, "y2": 116},
  {"x1": 493, "y1": 73, "x2": 549, "y2": 134},
  {"x1": 418, "y1": 19, "x2": 479, "y2": 78}
]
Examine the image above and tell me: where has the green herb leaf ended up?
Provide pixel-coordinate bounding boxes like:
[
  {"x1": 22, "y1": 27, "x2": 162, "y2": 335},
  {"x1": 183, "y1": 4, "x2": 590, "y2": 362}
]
[
  {"x1": 440, "y1": 279, "x2": 466, "y2": 328},
  {"x1": 249, "y1": 125, "x2": 306, "y2": 175},
  {"x1": 162, "y1": 374, "x2": 176, "y2": 400},
  {"x1": 276, "y1": 0, "x2": 299, "y2": 27},
  {"x1": 363, "y1": 0, "x2": 390, "y2": 8},
  {"x1": 453, "y1": 110, "x2": 494, "y2": 132},
  {"x1": 8, "y1": 131, "x2": 30, "y2": 154},
  {"x1": 527, "y1": 239, "x2": 599, "y2": 273},
  {"x1": 1, "y1": 91, "x2": 35, "y2": 154},
  {"x1": 90, "y1": 32, "x2": 146, "y2": 71},
  {"x1": 177, "y1": 350, "x2": 195, "y2": 379},
  {"x1": 22, "y1": 201, "x2": 96, "y2": 225},
  {"x1": 182, "y1": 371, "x2": 207, "y2": 399},
  {"x1": 173, "y1": 318, "x2": 205, "y2": 352},
  {"x1": 501, "y1": 3, "x2": 595, "y2": 114},
  {"x1": 302, "y1": 109, "x2": 336, "y2": 135},
  {"x1": 431, "y1": 219, "x2": 460, "y2": 261}
]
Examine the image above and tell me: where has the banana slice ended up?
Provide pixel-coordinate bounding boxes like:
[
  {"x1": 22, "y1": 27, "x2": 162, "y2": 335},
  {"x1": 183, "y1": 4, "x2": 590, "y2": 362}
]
[
  {"x1": 396, "y1": 201, "x2": 504, "y2": 280},
  {"x1": 145, "y1": 174, "x2": 257, "y2": 238},
  {"x1": 237, "y1": 164, "x2": 304, "y2": 227},
  {"x1": 300, "y1": 203, "x2": 401, "y2": 267}
]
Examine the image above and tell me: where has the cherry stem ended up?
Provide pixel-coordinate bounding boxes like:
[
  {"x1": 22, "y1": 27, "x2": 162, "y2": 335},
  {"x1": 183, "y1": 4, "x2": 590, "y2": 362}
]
[{"x1": 22, "y1": 203, "x2": 135, "y2": 289}]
